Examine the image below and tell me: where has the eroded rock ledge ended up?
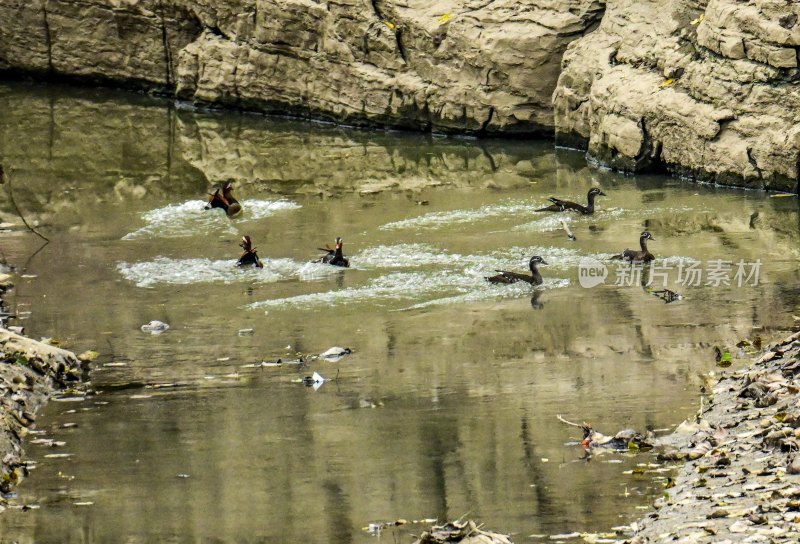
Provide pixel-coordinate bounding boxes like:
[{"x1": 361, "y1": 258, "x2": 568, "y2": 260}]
[
  {"x1": 0, "y1": 0, "x2": 604, "y2": 134},
  {"x1": 0, "y1": 278, "x2": 84, "y2": 505},
  {"x1": 553, "y1": 0, "x2": 800, "y2": 192}
]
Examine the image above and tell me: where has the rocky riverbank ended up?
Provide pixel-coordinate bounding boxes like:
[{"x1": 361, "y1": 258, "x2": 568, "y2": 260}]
[
  {"x1": 0, "y1": 276, "x2": 84, "y2": 508},
  {"x1": 627, "y1": 329, "x2": 800, "y2": 543}
]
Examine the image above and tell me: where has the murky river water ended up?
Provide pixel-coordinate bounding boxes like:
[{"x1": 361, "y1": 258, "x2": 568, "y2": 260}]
[{"x1": 0, "y1": 81, "x2": 798, "y2": 543}]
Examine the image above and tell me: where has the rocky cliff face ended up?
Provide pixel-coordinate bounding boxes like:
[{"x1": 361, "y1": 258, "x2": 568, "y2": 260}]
[
  {"x1": 553, "y1": 0, "x2": 800, "y2": 192},
  {"x1": 0, "y1": 0, "x2": 604, "y2": 134}
]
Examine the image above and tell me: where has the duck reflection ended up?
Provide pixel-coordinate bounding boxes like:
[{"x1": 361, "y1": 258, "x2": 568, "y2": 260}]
[{"x1": 530, "y1": 290, "x2": 545, "y2": 310}]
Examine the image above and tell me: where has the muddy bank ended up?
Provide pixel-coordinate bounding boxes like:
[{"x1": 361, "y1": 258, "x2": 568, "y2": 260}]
[
  {"x1": 0, "y1": 277, "x2": 84, "y2": 509},
  {"x1": 628, "y1": 330, "x2": 800, "y2": 542}
]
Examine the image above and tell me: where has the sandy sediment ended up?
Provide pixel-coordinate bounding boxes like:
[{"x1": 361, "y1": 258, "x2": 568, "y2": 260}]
[
  {"x1": 0, "y1": 275, "x2": 84, "y2": 507},
  {"x1": 628, "y1": 330, "x2": 800, "y2": 542}
]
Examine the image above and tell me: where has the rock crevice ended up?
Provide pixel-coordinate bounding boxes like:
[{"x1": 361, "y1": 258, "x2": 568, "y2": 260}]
[
  {"x1": 552, "y1": 0, "x2": 800, "y2": 192},
  {"x1": 0, "y1": 0, "x2": 607, "y2": 134}
]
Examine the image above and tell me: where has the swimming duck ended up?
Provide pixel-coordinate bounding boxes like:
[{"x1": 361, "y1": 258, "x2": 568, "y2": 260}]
[
  {"x1": 236, "y1": 235, "x2": 264, "y2": 268},
  {"x1": 536, "y1": 188, "x2": 606, "y2": 215},
  {"x1": 205, "y1": 181, "x2": 242, "y2": 217},
  {"x1": 610, "y1": 231, "x2": 655, "y2": 262},
  {"x1": 317, "y1": 237, "x2": 349, "y2": 268},
  {"x1": 486, "y1": 256, "x2": 547, "y2": 285}
]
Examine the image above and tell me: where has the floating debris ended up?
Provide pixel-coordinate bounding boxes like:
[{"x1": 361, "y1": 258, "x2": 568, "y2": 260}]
[
  {"x1": 238, "y1": 328, "x2": 254, "y2": 336},
  {"x1": 77, "y1": 350, "x2": 100, "y2": 362},
  {"x1": 140, "y1": 320, "x2": 169, "y2": 335},
  {"x1": 556, "y1": 414, "x2": 654, "y2": 451},
  {"x1": 364, "y1": 519, "x2": 407, "y2": 536},
  {"x1": 413, "y1": 520, "x2": 512, "y2": 544},
  {"x1": 714, "y1": 346, "x2": 732, "y2": 367},
  {"x1": 650, "y1": 288, "x2": 682, "y2": 304},
  {"x1": 560, "y1": 219, "x2": 576, "y2": 241},
  {"x1": 301, "y1": 372, "x2": 325, "y2": 390},
  {"x1": 320, "y1": 347, "x2": 352, "y2": 361}
]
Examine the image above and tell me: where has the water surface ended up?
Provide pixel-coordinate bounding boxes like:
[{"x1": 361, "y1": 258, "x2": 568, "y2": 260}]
[{"x1": 0, "y1": 81, "x2": 798, "y2": 543}]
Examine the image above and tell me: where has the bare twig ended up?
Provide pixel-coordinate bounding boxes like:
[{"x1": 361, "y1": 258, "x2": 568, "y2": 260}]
[
  {"x1": 556, "y1": 414, "x2": 588, "y2": 428},
  {"x1": 3, "y1": 166, "x2": 49, "y2": 242}
]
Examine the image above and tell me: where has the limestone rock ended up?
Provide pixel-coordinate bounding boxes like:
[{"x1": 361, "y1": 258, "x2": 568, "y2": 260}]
[
  {"x1": 553, "y1": 0, "x2": 800, "y2": 192},
  {"x1": 0, "y1": 0, "x2": 605, "y2": 134}
]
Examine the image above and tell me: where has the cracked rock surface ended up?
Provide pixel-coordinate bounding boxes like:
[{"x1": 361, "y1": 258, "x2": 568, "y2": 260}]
[
  {"x1": 0, "y1": 0, "x2": 604, "y2": 134},
  {"x1": 553, "y1": 0, "x2": 800, "y2": 192}
]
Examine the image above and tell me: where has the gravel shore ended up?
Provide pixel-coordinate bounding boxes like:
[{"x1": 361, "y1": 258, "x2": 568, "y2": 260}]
[
  {"x1": 0, "y1": 275, "x2": 84, "y2": 509},
  {"x1": 629, "y1": 330, "x2": 800, "y2": 543}
]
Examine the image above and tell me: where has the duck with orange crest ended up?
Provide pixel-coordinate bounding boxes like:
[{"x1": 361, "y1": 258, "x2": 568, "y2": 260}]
[
  {"x1": 205, "y1": 180, "x2": 242, "y2": 217},
  {"x1": 237, "y1": 235, "x2": 263, "y2": 268},
  {"x1": 316, "y1": 236, "x2": 349, "y2": 268}
]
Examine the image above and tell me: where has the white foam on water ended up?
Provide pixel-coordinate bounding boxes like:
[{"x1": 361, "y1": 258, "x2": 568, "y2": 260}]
[
  {"x1": 484, "y1": 246, "x2": 589, "y2": 271},
  {"x1": 248, "y1": 272, "x2": 455, "y2": 310},
  {"x1": 513, "y1": 214, "x2": 574, "y2": 232},
  {"x1": 354, "y1": 244, "x2": 466, "y2": 268},
  {"x1": 380, "y1": 198, "x2": 700, "y2": 234},
  {"x1": 245, "y1": 200, "x2": 302, "y2": 219},
  {"x1": 295, "y1": 261, "x2": 348, "y2": 280},
  {"x1": 117, "y1": 257, "x2": 298, "y2": 288},
  {"x1": 248, "y1": 246, "x2": 578, "y2": 311},
  {"x1": 122, "y1": 199, "x2": 301, "y2": 240},
  {"x1": 405, "y1": 278, "x2": 571, "y2": 310},
  {"x1": 379, "y1": 200, "x2": 535, "y2": 231},
  {"x1": 355, "y1": 244, "x2": 586, "y2": 273}
]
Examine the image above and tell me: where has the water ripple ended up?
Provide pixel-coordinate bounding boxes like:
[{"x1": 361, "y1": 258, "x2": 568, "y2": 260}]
[
  {"x1": 122, "y1": 199, "x2": 301, "y2": 240},
  {"x1": 117, "y1": 257, "x2": 337, "y2": 288},
  {"x1": 379, "y1": 200, "x2": 535, "y2": 231}
]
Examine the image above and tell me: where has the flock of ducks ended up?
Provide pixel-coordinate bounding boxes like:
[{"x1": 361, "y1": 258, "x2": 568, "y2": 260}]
[
  {"x1": 204, "y1": 181, "x2": 351, "y2": 270},
  {"x1": 488, "y1": 188, "x2": 656, "y2": 286},
  {"x1": 205, "y1": 184, "x2": 657, "y2": 288}
]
